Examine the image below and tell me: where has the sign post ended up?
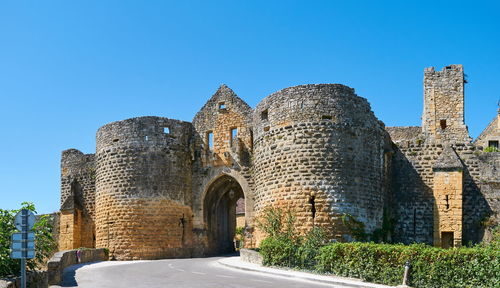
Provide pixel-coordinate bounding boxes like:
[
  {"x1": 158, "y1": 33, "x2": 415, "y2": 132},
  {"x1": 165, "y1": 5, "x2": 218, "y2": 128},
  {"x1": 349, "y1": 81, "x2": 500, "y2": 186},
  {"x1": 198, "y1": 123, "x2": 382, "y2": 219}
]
[{"x1": 10, "y1": 209, "x2": 36, "y2": 288}]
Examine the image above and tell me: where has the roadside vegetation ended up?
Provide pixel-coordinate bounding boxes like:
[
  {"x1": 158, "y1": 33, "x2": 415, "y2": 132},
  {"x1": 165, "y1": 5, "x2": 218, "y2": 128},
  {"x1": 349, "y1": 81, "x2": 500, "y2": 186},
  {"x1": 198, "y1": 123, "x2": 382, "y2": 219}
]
[
  {"x1": 257, "y1": 207, "x2": 500, "y2": 288},
  {"x1": 0, "y1": 202, "x2": 56, "y2": 278}
]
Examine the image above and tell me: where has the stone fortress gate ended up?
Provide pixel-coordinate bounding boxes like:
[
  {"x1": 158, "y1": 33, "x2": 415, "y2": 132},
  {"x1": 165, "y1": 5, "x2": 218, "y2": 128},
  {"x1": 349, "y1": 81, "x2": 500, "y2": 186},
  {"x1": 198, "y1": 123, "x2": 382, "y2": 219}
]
[{"x1": 58, "y1": 65, "x2": 499, "y2": 260}]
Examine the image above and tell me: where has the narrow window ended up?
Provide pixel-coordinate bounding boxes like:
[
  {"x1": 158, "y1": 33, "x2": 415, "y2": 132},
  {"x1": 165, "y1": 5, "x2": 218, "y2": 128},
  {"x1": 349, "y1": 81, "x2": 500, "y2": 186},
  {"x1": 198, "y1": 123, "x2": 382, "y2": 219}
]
[
  {"x1": 488, "y1": 140, "x2": 499, "y2": 149},
  {"x1": 218, "y1": 102, "x2": 226, "y2": 110},
  {"x1": 322, "y1": 115, "x2": 333, "y2": 121},
  {"x1": 230, "y1": 128, "x2": 237, "y2": 146},
  {"x1": 309, "y1": 195, "x2": 316, "y2": 221},
  {"x1": 261, "y1": 109, "x2": 268, "y2": 121},
  {"x1": 145, "y1": 135, "x2": 149, "y2": 141},
  {"x1": 440, "y1": 119, "x2": 447, "y2": 129},
  {"x1": 163, "y1": 127, "x2": 170, "y2": 134},
  {"x1": 206, "y1": 131, "x2": 214, "y2": 150},
  {"x1": 445, "y1": 195, "x2": 450, "y2": 210},
  {"x1": 112, "y1": 138, "x2": 119, "y2": 143}
]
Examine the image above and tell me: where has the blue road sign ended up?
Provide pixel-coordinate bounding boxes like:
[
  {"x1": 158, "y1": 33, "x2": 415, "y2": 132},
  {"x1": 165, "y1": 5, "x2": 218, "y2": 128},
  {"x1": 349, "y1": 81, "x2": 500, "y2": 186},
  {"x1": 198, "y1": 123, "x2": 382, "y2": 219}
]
[
  {"x1": 10, "y1": 250, "x2": 35, "y2": 259},
  {"x1": 11, "y1": 232, "x2": 35, "y2": 241},
  {"x1": 11, "y1": 241, "x2": 35, "y2": 250}
]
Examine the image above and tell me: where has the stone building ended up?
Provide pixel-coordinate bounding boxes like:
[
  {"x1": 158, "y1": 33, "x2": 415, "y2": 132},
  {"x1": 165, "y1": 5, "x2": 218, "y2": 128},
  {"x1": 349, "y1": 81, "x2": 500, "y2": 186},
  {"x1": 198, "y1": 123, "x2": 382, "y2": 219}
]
[{"x1": 58, "y1": 65, "x2": 499, "y2": 260}]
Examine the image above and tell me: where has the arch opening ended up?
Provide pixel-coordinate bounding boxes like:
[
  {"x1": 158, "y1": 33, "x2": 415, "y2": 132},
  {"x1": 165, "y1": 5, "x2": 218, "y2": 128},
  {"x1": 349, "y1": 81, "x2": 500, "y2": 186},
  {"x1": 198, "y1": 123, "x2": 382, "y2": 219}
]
[{"x1": 203, "y1": 175, "x2": 245, "y2": 255}]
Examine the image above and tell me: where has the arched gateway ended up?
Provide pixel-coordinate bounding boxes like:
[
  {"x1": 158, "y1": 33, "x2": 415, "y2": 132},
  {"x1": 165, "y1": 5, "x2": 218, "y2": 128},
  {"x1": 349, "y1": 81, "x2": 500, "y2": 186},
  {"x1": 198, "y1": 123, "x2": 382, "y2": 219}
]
[{"x1": 203, "y1": 175, "x2": 244, "y2": 254}]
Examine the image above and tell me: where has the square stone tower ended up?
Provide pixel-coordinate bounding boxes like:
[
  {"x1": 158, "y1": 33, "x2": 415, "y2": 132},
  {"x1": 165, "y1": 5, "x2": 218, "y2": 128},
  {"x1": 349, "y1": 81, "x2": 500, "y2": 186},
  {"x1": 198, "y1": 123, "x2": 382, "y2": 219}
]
[{"x1": 422, "y1": 65, "x2": 471, "y2": 142}]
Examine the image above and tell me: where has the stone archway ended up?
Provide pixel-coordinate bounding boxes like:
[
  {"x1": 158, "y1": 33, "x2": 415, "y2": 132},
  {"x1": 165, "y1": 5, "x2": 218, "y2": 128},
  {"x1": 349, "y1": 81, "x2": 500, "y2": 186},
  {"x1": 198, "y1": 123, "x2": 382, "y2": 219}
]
[{"x1": 203, "y1": 175, "x2": 244, "y2": 255}]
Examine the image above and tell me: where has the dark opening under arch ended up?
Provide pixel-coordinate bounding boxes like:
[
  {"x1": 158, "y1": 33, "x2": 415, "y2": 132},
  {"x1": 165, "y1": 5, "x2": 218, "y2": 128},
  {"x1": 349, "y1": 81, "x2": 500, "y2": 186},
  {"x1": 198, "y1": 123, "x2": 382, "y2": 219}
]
[{"x1": 203, "y1": 175, "x2": 244, "y2": 255}]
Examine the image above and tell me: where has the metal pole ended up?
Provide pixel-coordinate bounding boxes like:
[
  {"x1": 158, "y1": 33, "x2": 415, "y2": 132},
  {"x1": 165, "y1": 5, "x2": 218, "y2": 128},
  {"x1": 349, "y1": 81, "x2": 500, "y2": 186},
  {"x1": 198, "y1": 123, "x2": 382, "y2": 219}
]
[
  {"x1": 21, "y1": 258, "x2": 26, "y2": 288},
  {"x1": 21, "y1": 209, "x2": 27, "y2": 288},
  {"x1": 402, "y1": 261, "x2": 411, "y2": 287}
]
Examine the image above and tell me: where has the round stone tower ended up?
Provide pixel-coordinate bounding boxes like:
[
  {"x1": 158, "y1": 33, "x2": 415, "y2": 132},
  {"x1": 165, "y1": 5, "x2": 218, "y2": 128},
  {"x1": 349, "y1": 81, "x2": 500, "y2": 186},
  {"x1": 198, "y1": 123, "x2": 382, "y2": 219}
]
[
  {"x1": 253, "y1": 84, "x2": 388, "y2": 241},
  {"x1": 95, "y1": 116, "x2": 194, "y2": 260}
]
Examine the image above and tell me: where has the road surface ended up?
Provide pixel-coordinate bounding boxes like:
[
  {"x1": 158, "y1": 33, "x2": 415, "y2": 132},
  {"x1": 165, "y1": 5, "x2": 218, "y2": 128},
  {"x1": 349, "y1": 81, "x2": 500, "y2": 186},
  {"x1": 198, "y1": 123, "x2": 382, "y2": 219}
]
[{"x1": 60, "y1": 256, "x2": 334, "y2": 288}]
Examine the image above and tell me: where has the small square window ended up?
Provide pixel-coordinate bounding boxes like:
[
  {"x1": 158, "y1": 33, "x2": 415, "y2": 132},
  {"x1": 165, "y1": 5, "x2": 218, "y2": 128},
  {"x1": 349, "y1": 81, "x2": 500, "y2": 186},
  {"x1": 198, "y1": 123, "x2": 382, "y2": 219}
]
[
  {"x1": 218, "y1": 102, "x2": 226, "y2": 110},
  {"x1": 261, "y1": 109, "x2": 268, "y2": 121},
  {"x1": 164, "y1": 127, "x2": 170, "y2": 134},
  {"x1": 440, "y1": 120, "x2": 447, "y2": 129},
  {"x1": 488, "y1": 140, "x2": 499, "y2": 149}
]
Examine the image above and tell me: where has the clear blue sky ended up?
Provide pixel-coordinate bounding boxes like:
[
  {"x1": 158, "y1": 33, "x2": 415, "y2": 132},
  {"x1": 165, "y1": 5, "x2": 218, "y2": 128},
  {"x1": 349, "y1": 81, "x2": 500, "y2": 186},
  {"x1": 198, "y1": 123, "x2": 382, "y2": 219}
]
[{"x1": 1, "y1": 1, "x2": 499, "y2": 214}]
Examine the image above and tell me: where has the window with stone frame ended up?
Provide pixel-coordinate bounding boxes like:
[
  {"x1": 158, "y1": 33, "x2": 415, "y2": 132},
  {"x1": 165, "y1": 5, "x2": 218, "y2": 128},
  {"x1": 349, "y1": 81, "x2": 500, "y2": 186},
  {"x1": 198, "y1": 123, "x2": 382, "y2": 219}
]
[
  {"x1": 230, "y1": 128, "x2": 238, "y2": 147},
  {"x1": 206, "y1": 131, "x2": 214, "y2": 150}
]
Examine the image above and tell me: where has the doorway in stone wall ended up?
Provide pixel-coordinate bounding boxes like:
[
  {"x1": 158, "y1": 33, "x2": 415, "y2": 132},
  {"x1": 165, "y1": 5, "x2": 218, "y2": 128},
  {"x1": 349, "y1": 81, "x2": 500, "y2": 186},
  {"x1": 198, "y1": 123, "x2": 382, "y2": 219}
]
[
  {"x1": 441, "y1": 232, "x2": 454, "y2": 249},
  {"x1": 203, "y1": 175, "x2": 245, "y2": 255}
]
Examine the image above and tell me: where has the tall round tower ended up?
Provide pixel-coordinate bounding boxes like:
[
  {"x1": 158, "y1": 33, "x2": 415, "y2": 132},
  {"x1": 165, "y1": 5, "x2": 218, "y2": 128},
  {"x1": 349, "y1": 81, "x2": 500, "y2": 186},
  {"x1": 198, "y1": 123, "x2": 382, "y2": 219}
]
[
  {"x1": 95, "y1": 117, "x2": 194, "y2": 260},
  {"x1": 253, "y1": 84, "x2": 388, "y2": 241}
]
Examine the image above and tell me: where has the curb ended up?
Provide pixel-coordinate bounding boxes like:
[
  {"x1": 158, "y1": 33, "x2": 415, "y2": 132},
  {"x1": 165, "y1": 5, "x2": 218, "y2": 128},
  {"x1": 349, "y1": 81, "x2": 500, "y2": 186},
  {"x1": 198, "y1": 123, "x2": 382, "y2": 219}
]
[{"x1": 217, "y1": 257, "x2": 394, "y2": 288}]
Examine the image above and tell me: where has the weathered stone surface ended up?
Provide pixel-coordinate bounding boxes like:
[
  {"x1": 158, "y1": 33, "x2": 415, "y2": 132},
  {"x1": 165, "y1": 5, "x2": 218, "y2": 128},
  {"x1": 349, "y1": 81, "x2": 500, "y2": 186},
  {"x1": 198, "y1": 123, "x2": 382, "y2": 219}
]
[
  {"x1": 475, "y1": 108, "x2": 500, "y2": 149},
  {"x1": 57, "y1": 65, "x2": 499, "y2": 259},
  {"x1": 252, "y1": 84, "x2": 391, "y2": 242},
  {"x1": 422, "y1": 65, "x2": 471, "y2": 143},
  {"x1": 47, "y1": 248, "x2": 108, "y2": 285}
]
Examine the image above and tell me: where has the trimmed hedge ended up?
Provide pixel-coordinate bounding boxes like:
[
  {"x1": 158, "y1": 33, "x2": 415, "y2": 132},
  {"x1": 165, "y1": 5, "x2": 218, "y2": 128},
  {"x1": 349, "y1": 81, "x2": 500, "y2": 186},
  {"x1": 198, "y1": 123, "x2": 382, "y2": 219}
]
[{"x1": 316, "y1": 242, "x2": 500, "y2": 288}]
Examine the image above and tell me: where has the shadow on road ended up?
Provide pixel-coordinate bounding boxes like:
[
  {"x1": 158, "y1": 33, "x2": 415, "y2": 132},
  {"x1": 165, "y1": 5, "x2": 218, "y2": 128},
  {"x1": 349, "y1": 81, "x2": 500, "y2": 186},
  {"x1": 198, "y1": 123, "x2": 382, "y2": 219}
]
[{"x1": 60, "y1": 262, "x2": 99, "y2": 287}]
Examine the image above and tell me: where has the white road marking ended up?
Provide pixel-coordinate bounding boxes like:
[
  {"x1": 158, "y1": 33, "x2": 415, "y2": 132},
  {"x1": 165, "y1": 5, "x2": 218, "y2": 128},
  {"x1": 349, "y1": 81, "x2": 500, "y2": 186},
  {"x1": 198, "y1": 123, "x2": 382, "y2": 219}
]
[
  {"x1": 216, "y1": 274, "x2": 234, "y2": 278},
  {"x1": 251, "y1": 279, "x2": 273, "y2": 284},
  {"x1": 175, "y1": 268, "x2": 185, "y2": 272},
  {"x1": 191, "y1": 271, "x2": 206, "y2": 275}
]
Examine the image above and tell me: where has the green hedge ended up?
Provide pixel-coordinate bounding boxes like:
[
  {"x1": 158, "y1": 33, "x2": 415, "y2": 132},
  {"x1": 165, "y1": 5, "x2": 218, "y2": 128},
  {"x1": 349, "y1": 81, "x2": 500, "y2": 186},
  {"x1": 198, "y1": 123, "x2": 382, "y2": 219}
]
[
  {"x1": 316, "y1": 242, "x2": 500, "y2": 288},
  {"x1": 260, "y1": 240, "x2": 499, "y2": 287}
]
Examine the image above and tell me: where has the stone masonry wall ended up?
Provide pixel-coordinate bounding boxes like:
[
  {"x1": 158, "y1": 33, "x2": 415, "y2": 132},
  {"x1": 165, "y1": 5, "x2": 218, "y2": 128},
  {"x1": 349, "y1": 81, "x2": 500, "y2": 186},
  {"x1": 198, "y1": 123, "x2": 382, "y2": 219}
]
[
  {"x1": 392, "y1": 139, "x2": 499, "y2": 245},
  {"x1": 59, "y1": 149, "x2": 96, "y2": 250},
  {"x1": 191, "y1": 85, "x2": 255, "y2": 253},
  {"x1": 422, "y1": 65, "x2": 470, "y2": 143},
  {"x1": 386, "y1": 126, "x2": 422, "y2": 143},
  {"x1": 433, "y1": 171, "x2": 463, "y2": 247},
  {"x1": 94, "y1": 117, "x2": 195, "y2": 260},
  {"x1": 252, "y1": 84, "x2": 389, "y2": 242},
  {"x1": 475, "y1": 109, "x2": 500, "y2": 149}
]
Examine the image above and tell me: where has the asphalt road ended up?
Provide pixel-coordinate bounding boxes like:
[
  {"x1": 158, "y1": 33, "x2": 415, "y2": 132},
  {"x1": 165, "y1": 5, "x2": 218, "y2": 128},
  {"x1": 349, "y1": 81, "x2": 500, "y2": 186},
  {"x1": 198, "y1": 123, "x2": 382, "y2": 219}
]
[{"x1": 59, "y1": 257, "x2": 334, "y2": 288}]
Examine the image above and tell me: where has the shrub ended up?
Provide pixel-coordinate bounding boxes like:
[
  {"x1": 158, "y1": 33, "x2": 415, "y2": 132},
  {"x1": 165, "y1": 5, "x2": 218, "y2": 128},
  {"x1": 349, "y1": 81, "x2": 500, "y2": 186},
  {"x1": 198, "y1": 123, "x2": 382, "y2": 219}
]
[
  {"x1": 256, "y1": 207, "x2": 300, "y2": 267},
  {"x1": 484, "y1": 146, "x2": 499, "y2": 152},
  {"x1": 316, "y1": 242, "x2": 500, "y2": 288},
  {"x1": 259, "y1": 236, "x2": 299, "y2": 267},
  {"x1": 0, "y1": 202, "x2": 56, "y2": 278},
  {"x1": 256, "y1": 206, "x2": 296, "y2": 239},
  {"x1": 296, "y1": 226, "x2": 327, "y2": 269}
]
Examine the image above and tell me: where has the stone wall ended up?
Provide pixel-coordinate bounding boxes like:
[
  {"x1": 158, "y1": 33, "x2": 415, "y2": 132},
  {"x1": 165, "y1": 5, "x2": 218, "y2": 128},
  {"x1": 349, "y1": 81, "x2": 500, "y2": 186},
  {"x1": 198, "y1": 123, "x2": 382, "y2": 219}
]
[
  {"x1": 47, "y1": 248, "x2": 108, "y2": 286},
  {"x1": 385, "y1": 126, "x2": 421, "y2": 143},
  {"x1": 0, "y1": 271, "x2": 47, "y2": 288},
  {"x1": 191, "y1": 85, "x2": 255, "y2": 254},
  {"x1": 422, "y1": 65, "x2": 470, "y2": 143},
  {"x1": 59, "y1": 149, "x2": 96, "y2": 250},
  {"x1": 475, "y1": 109, "x2": 500, "y2": 149},
  {"x1": 391, "y1": 139, "x2": 499, "y2": 245},
  {"x1": 252, "y1": 84, "x2": 390, "y2": 242},
  {"x1": 57, "y1": 65, "x2": 499, "y2": 259},
  {"x1": 94, "y1": 117, "x2": 195, "y2": 260}
]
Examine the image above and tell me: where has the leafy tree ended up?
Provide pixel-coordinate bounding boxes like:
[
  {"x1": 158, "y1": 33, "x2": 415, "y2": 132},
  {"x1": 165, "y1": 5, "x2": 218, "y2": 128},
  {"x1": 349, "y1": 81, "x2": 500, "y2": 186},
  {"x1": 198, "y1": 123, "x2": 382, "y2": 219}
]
[{"x1": 0, "y1": 202, "x2": 56, "y2": 277}]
